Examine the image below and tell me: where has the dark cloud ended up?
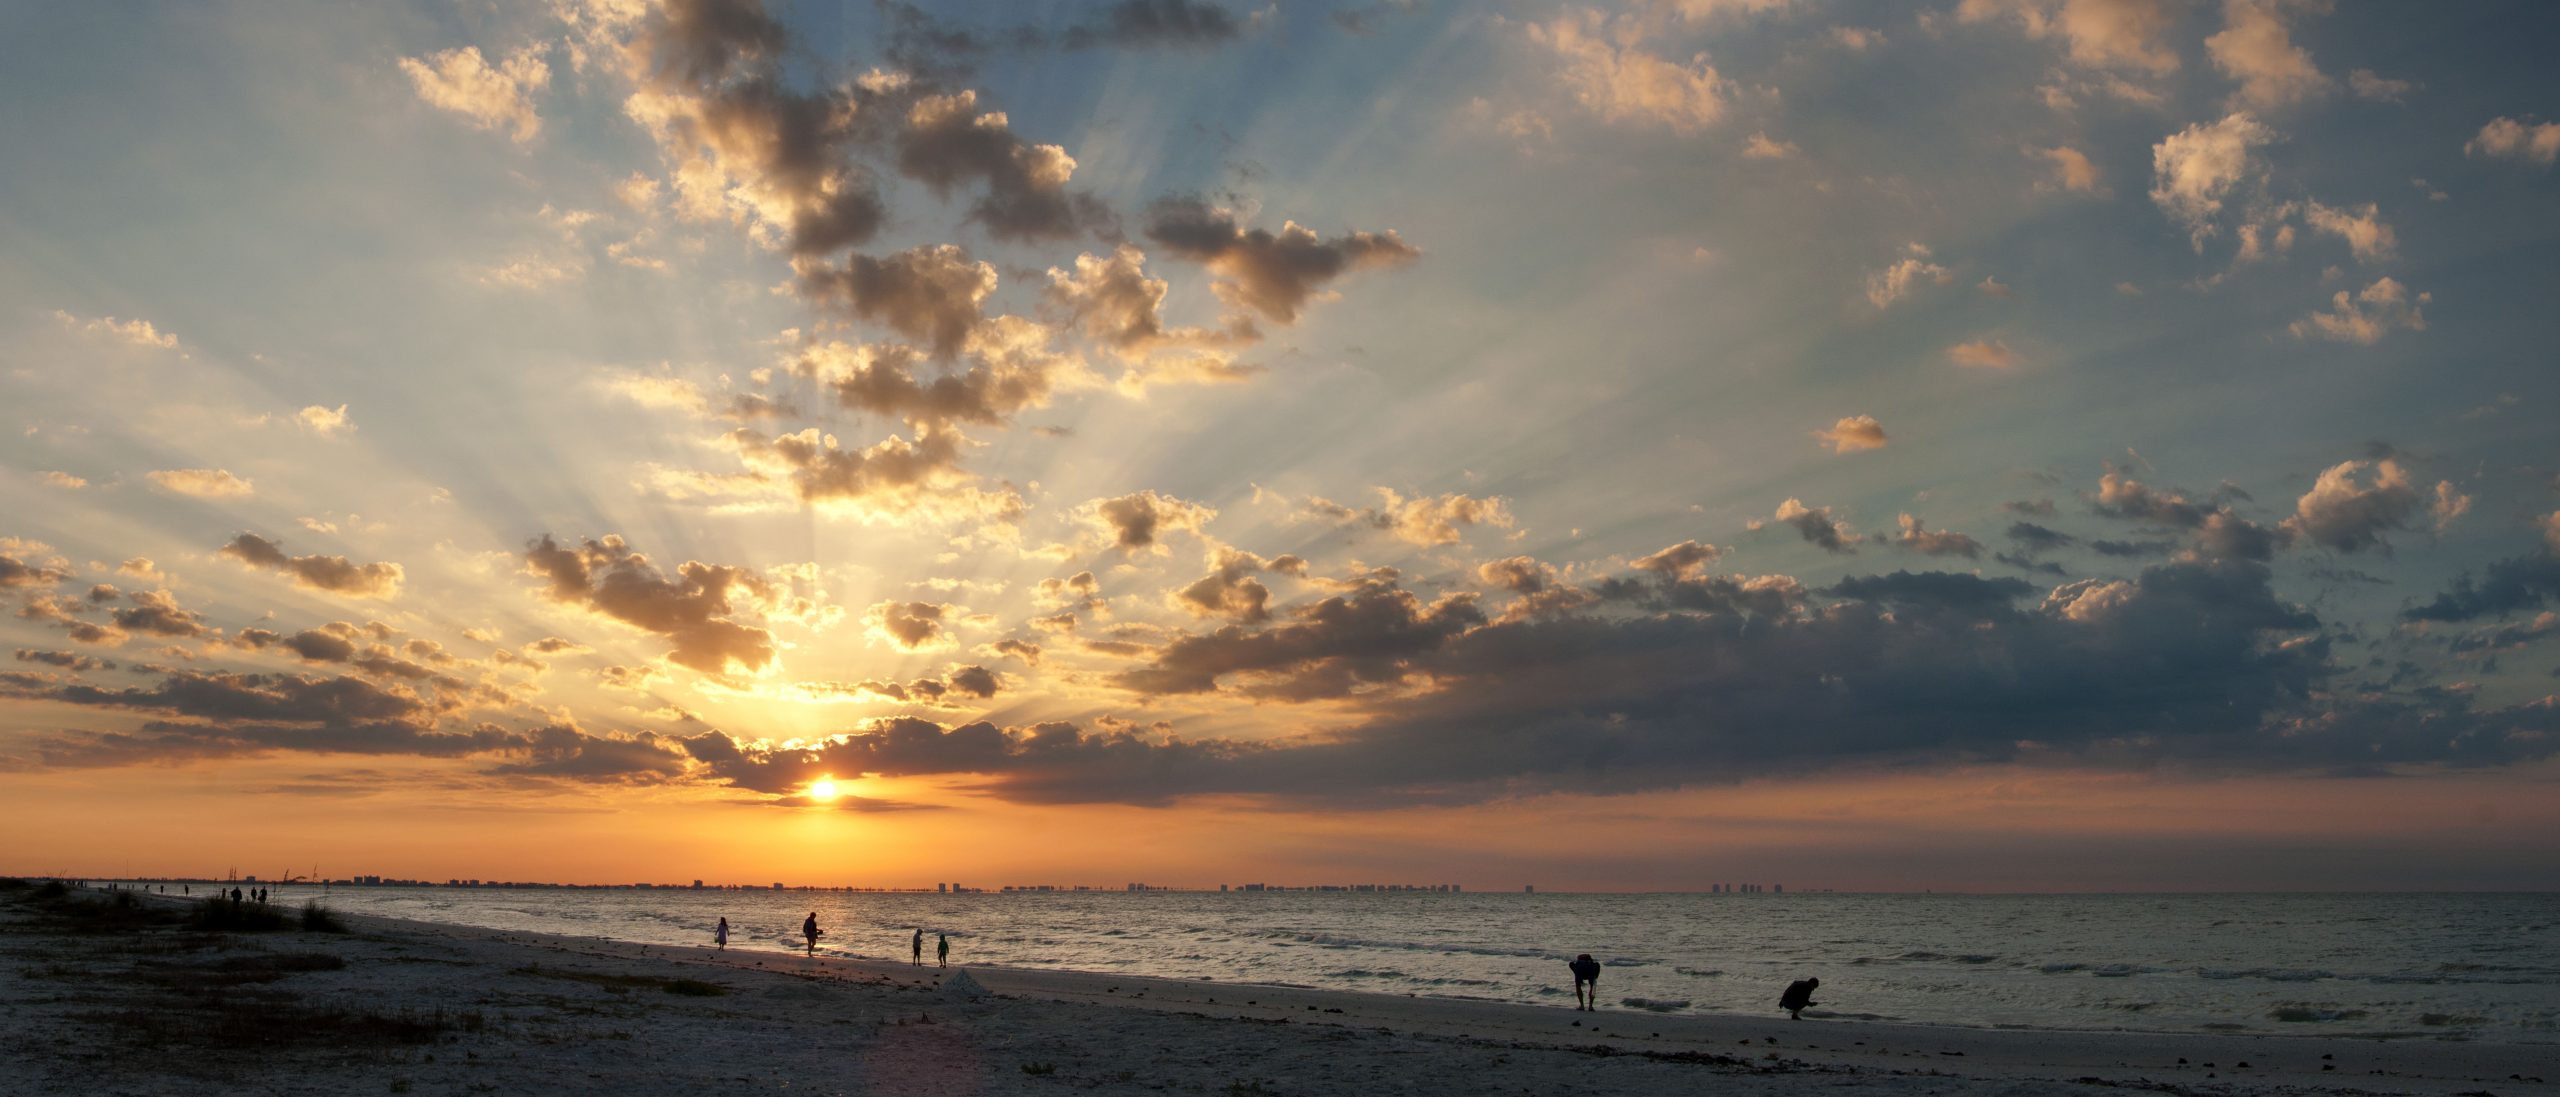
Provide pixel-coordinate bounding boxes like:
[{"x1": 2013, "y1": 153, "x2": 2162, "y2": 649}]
[
  {"x1": 1996, "y1": 552, "x2": 2071, "y2": 577},
  {"x1": 4, "y1": 669, "x2": 430, "y2": 725},
  {"x1": 14, "y1": 649, "x2": 114, "y2": 672},
  {"x1": 866, "y1": 600, "x2": 956, "y2": 651},
  {"x1": 799, "y1": 245, "x2": 996, "y2": 359},
  {"x1": 2090, "y1": 468, "x2": 2215, "y2": 527},
  {"x1": 798, "y1": 334, "x2": 1068, "y2": 430},
  {"x1": 989, "y1": 637, "x2": 1042, "y2": 665},
  {"x1": 1061, "y1": 0, "x2": 1249, "y2": 49},
  {"x1": 2006, "y1": 522, "x2": 2077, "y2": 553},
  {"x1": 721, "y1": 425, "x2": 1024, "y2": 523},
  {"x1": 1331, "y1": 1, "x2": 1424, "y2": 36},
  {"x1": 1112, "y1": 578, "x2": 1485, "y2": 699},
  {"x1": 666, "y1": 557, "x2": 2550, "y2": 810},
  {"x1": 1176, "y1": 548, "x2": 1305, "y2": 623},
  {"x1": 488, "y1": 723, "x2": 690, "y2": 782},
  {"x1": 896, "y1": 90, "x2": 1111, "y2": 242},
  {"x1": 111, "y1": 590, "x2": 211, "y2": 639},
  {"x1": 628, "y1": 0, "x2": 886, "y2": 257},
  {"x1": 807, "y1": 664, "x2": 1002, "y2": 705},
  {"x1": 1142, "y1": 197, "x2": 1418, "y2": 323},
  {"x1": 2091, "y1": 538, "x2": 2179, "y2": 557},
  {"x1": 1827, "y1": 571, "x2": 2038, "y2": 613},
  {"x1": 1759, "y1": 498, "x2": 1860, "y2": 553},
  {"x1": 0, "y1": 551, "x2": 68, "y2": 589},
  {"x1": 218, "y1": 533, "x2": 404, "y2": 598},
  {"x1": 2403, "y1": 551, "x2": 2560, "y2": 623},
  {"x1": 1092, "y1": 490, "x2": 1216, "y2": 554},
  {"x1": 524, "y1": 535, "x2": 778, "y2": 675}
]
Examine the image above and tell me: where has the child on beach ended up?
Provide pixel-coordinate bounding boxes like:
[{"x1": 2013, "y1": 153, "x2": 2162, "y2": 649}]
[
  {"x1": 1568, "y1": 954, "x2": 1601, "y2": 1011},
  {"x1": 937, "y1": 932, "x2": 949, "y2": 967},
  {"x1": 1779, "y1": 977, "x2": 1820, "y2": 1020},
  {"x1": 912, "y1": 928, "x2": 923, "y2": 965},
  {"x1": 716, "y1": 917, "x2": 729, "y2": 950}
]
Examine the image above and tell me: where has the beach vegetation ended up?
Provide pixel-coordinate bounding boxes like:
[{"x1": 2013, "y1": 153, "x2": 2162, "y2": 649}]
[
  {"x1": 301, "y1": 901, "x2": 349, "y2": 933},
  {"x1": 663, "y1": 978, "x2": 726, "y2": 997},
  {"x1": 1019, "y1": 1062, "x2": 1057, "y2": 1076},
  {"x1": 189, "y1": 896, "x2": 291, "y2": 932}
]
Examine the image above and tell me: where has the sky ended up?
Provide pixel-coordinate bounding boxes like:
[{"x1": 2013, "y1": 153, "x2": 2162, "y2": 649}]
[{"x1": 3, "y1": 0, "x2": 2557, "y2": 892}]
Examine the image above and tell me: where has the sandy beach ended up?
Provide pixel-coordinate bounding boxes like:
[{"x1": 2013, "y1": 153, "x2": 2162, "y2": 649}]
[{"x1": 4, "y1": 883, "x2": 2553, "y2": 1096}]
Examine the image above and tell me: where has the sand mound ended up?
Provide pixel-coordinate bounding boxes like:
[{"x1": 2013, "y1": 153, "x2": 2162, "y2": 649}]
[{"x1": 941, "y1": 968, "x2": 989, "y2": 1001}]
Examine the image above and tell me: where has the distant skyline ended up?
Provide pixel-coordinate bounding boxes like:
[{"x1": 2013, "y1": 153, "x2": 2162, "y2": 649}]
[{"x1": 4, "y1": 0, "x2": 2557, "y2": 892}]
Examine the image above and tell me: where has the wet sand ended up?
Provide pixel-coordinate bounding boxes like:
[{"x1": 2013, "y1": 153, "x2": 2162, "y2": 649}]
[{"x1": 3, "y1": 886, "x2": 2553, "y2": 1095}]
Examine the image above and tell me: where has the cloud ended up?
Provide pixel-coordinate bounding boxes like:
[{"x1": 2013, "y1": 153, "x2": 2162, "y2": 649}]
[
  {"x1": 617, "y1": 0, "x2": 886, "y2": 257},
  {"x1": 1301, "y1": 488, "x2": 1515, "y2": 546},
  {"x1": 296, "y1": 404, "x2": 354, "y2": 436},
  {"x1": 1046, "y1": 245, "x2": 1247, "y2": 359},
  {"x1": 1813, "y1": 415, "x2": 1888, "y2": 453},
  {"x1": 2279, "y1": 458, "x2": 2421, "y2": 554},
  {"x1": 219, "y1": 533, "x2": 405, "y2": 598},
  {"x1": 2150, "y1": 112, "x2": 2275, "y2": 246},
  {"x1": 1866, "y1": 246, "x2": 1952, "y2": 307},
  {"x1": 1829, "y1": 25, "x2": 1885, "y2": 51},
  {"x1": 14, "y1": 649, "x2": 115, "y2": 673},
  {"x1": 2466, "y1": 117, "x2": 2560, "y2": 166},
  {"x1": 865, "y1": 600, "x2": 958, "y2": 651},
  {"x1": 398, "y1": 45, "x2": 551, "y2": 144},
  {"x1": 524, "y1": 534, "x2": 778, "y2": 674},
  {"x1": 797, "y1": 325, "x2": 1081, "y2": 431},
  {"x1": 1762, "y1": 498, "x2": 1861, "y2": 553},
  {"x1": 39, "y1": 471, "x2": 87, "y2": 490},
  {"x1": 895, "y1": 90, "x2": 1107, "y2": 242},
  {"x1": 1176, "y1": 547, "x2": 1307, "y2": 623},
  {"x1": 1895, "y1": 515, "x2": 1985, "y2": 558},
  {"x1": 2302, "y1": 201, "x2": 2395, "y2": 263},
  {"x1": 1142, "y1": 198, "x2": 1417, "y2": 324},
  {"x1": 147, "y1": 469, "x2": 255, "y2": 498},
  {"x1": 715, "y1": 425, "x2": 1026, "y2": 525},
  {"x1": 0, "y1": 548, "x2": 69, "y2": 589},
  {"x1": 1741, "y1": 132, "x2": 1801, "y2": 159},
  {"x1": 2430, "y1": 482, "x2": 2472, "y2": 533},
  {"x1": 1111, "y1": 577, "x2": 1484, "y2": 699},
  {"x1": 2289, "y1": 277, "x2": 2428, "y2": 345},
  {"x1": 2032, "y1": 145, "x2": 2102, "y2": 192},
  {"x1": 2007, "y1": 521, "x2": 2079, "y2": 554},
  {"x1": 52, "y1": 309, "x2": 181, "y2": 350},
  {"x1": 2205, "y1": 0, "x2": 2329, "y2": 110},
  {"x1": 1527, "y1": 10, "x2": 1729, "y2": 132},
  {"x1": 1956, "y1": 0, "x2": 2181, "y2": 75},
  {"x1": 1947, "y1": 338, "x2": 2020, "y2": 368},
  {"x1": 1088, "y1": 490, "x2": 1218, "y2": 555},
  {"x1": 1061, "y1": 0, "x2": 1251, "y2": 50},
  {"x1": 2404, "y1": 552, "x2": 2560, "y2": 623},
  {"x1": 799, "y1": 245, "x2": 998, "y2": 359},
  {"x1": 2347, "y1": 69, "x2": 2412, "y2": 102}
]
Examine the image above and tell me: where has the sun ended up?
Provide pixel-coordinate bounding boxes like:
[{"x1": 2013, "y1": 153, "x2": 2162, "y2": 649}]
[{"x1": 807, "y1": 777, "x2": 839, "y2": 803}]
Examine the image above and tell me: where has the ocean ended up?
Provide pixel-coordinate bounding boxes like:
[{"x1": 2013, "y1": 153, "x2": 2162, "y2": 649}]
[{"x1": 176, "y1": 886, "x2": 2559, "y2": 1043}]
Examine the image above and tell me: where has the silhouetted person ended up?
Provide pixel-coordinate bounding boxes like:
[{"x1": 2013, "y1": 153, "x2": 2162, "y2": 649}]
[
  {"x1": 715, "y1": 917, "x2": 729, "y2": 951},
  {"x1": 803, "y1": 912, "x2": 821, "y2": 955},
  {"x1": 1569, "y1": 954, "x2": 1602, "y2": 1011},
  {"x1": 231, "y1": 887, "x2": 243, "y2": 903},
  {"x1": 936, "y1": 932, "x2": 949, "y2": 967},
  {"x1": 1779, "y1": 977, "x2": 1820, "y2": 1020},
  {"x1": 912, "y1": 928, "x2": 924, "y2": 965}
]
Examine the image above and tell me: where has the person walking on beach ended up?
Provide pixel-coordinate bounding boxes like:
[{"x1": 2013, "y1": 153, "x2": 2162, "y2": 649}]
[
  {"x1": 936, "y1": 932, "x2": 949, "y2": 967},
  {"x1": 912, "y1": 928, "x2": 923, "y2": 965},
  {"x1": 1779, "y1": 977, "x2": 1820, "y2": 1020},
  {"x1": 715, "y1": 917, "x2": 729, "y2": 951},
  {"x1": 1568, "y1": 954, "x2": 1602, "y2": 1011},
  {"x1": 803, "y1": 912, "x2": 821, "y2": 955}
]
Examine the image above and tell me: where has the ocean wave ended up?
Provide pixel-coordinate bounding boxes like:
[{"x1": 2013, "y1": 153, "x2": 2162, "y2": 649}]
[
  {"x1": 2198, "y1": 967, "x2": 2334, "y2": 982},
  {"x1": 1673, "y1": 967, "x2": 1722, "y2": 978},
  {"x1": 2269, "y1": 1006, "x2": 2368, "y2": 1023},
  {"x1": 1618, "y1": 998, "x2": 1690, "y2": 1013},
  {"x1": 1260, "y1": 931, "x2": 1551, "y2": 961}
]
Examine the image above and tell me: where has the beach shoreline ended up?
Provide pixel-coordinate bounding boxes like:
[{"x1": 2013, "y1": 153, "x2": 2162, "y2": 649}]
[{"x1": 4, "y1": 885, "x2": 2554, "y2": 1095}]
